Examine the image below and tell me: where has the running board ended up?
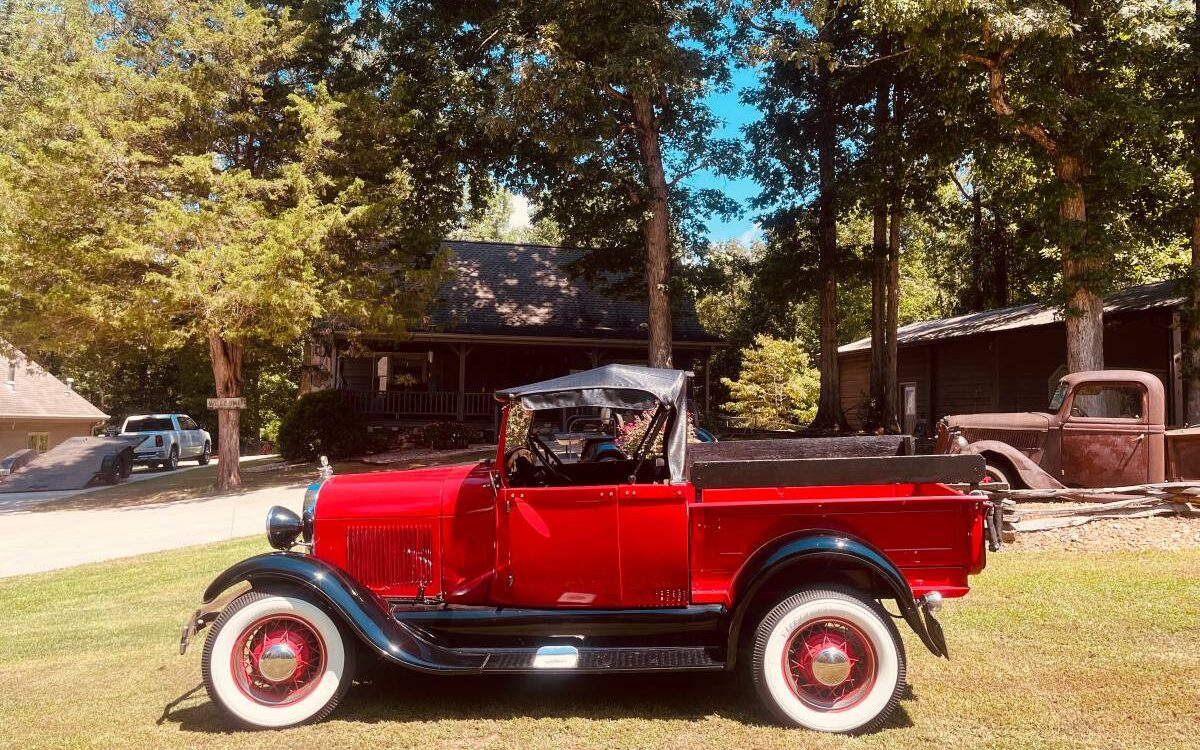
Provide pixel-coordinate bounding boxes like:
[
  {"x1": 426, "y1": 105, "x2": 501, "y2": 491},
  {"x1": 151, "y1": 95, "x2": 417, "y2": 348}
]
[{"x1": 476, "y1": 645, "x2": 725, "y2": 673}]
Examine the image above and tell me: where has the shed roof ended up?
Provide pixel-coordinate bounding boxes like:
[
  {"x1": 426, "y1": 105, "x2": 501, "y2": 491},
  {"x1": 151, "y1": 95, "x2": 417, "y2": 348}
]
[
  {"x1": 427, "y1": 240, "x2": 721, "y2": 343},
  {"x1": 0, "y1": 343, "x2": 108, "y2": 421},
  {"x1": 838, "y1": 280, "x2": 1184, "y2": 355}
]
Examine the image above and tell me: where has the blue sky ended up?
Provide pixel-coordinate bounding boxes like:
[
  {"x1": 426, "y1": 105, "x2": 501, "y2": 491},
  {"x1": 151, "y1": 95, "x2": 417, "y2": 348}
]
[{"x1": 694, "y1": 64, "x2": 763, "y2": 244}]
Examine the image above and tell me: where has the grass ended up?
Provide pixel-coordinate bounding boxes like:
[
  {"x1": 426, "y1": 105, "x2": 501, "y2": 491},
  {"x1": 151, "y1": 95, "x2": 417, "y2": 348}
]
[{"x1": 0, "y1": 542, "x2": 1197, "y2": 750}]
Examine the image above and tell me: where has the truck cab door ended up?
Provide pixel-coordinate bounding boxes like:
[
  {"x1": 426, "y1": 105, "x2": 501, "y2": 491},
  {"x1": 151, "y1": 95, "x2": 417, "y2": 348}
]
[
  {"x1": 615, "y1": 483, "x2": 690, "y2": 607},
  {"x1": 498, "y1": 484, "x2": 622, "y2": 607},
  {"x1": 1061, "y1": 382, "x2": 1150, "y2": 487}
]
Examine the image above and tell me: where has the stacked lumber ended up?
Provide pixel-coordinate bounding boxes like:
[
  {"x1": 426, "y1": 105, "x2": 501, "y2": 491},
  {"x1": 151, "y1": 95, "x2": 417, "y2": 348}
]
[{"x1": 990, "y1": 483, "x2": 1200, "y2": 539}]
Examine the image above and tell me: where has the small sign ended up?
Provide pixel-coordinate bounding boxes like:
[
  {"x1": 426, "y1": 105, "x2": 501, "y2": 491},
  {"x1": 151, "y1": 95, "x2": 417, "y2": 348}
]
[{"x1": 207, "y1": 397, "x2": 247, "y2": 410}]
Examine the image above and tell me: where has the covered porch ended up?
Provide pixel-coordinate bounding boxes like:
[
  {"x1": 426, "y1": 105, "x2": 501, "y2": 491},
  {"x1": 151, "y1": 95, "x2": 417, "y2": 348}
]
[{"x1": 329, "y1": 334, "x2": 720, "y2": 427}]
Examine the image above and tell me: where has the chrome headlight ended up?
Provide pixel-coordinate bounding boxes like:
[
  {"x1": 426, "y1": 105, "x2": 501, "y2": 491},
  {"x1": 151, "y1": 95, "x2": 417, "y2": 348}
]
[
  {"x1": 266, "y1": 505, "x2": 303, "y2": 550},
  {"x1": 301, "y1": 481, "x2": 322, "y2": 543}
]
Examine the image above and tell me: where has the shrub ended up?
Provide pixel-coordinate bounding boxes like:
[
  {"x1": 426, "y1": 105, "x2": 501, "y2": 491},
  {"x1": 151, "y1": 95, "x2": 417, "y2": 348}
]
[
  {"x1": 615, "y1": 409, "x2": 698, "y2": 457},
  {"x1": 418, "y1": 421, "x2": 469, "y2": 449},
  {"x1": 277, "y1": 390, "x2": 370, "y2": 461},
  {"x1": 720, "y1": 335, "x2": 820, "y2": 430}
]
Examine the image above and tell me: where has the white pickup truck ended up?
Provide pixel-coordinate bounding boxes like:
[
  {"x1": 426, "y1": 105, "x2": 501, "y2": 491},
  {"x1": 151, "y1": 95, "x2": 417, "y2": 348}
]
[{"x1": 121, "y1": 414, "x2": 211, "y2": 470}]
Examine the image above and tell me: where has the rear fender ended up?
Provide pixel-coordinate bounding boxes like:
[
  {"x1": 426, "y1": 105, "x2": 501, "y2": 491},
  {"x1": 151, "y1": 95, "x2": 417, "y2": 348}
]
[
  {"x1": 199, "y1": 553, "x2": 486, "y2": 674},
  {"x1": 964, "y1": 440, "x2": 1064, "y2": 490},
  {"x1": 726, "y1": 532, "x2": 947, "y2": 666}
]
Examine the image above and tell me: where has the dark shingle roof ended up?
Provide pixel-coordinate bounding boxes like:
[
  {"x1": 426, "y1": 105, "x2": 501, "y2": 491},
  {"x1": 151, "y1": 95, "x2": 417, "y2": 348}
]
[
  {"x1": 839, "y1": 280, "x2": 1184, "y2": 354},
  {"x1": 425, "y1": 240, "x2": 720, "y2": 343}
]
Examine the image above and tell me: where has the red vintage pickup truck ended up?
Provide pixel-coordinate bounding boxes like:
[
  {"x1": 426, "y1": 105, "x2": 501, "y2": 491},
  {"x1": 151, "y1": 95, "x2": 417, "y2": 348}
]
[{"x1": 181, "y1": 365, "x2": 990, "y2": 734}]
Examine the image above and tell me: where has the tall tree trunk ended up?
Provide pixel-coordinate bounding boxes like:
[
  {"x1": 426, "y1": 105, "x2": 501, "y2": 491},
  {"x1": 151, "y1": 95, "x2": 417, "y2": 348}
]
[
  {"x1": 631, "y1": 93, "x2": 673, "y2": 369},
  {"x1": 868, "y1": 52, "x2": 890, "y2": 430},
  {"x1": 969, "y1": 188, "x2": 986, "y2": 311},
  {"x1": 869, "y1": 202, "x2": 888, "y2": 430},
  {"x1": 1056, "y1": 154, "x2": 1104, "y2": 372},
  {"x1": 811, "y1": 64, "x2": 847, "y2": 429},
  {"x1": 209, "y1": 334, "x2": 244, "y2": 490},
  {"x1": 991, "y1": 201, "x2": 1009, "y2": 308},
  {"x1": 1187, "y1": 0, "x2": 1200, "y2": 424},
  {"x1": 882, "y1": 196, "x2": 902, "y2": 434}
]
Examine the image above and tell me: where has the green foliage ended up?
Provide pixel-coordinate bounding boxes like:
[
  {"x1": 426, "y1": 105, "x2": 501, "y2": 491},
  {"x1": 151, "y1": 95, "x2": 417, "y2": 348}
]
[
  {"x1": 277, "y1": 390, "x2": 369, "y2": 461},
  {"x1": 450, "y1": 188, "x2": 564, "y2": 246},
  {"x1": 720, "y1": 335, "x2": 821, "y2": 429}
]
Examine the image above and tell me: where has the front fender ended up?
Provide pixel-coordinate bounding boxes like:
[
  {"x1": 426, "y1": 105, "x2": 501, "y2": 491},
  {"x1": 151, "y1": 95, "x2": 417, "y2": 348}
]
[
  {"x1": 964, "y1": 440, "x2": 1064, "y2": 490},
  {"x1": 200, "y1": 553, "x2": 485, "y2": 673},
  {"x1": 726, "y1": 532, "x2": 947, "y2": 665}
]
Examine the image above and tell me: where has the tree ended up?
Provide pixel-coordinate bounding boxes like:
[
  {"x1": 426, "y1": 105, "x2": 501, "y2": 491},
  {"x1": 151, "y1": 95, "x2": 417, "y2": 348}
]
[
  {"x1": 872, "y1": 0, "x2": 1186, "y2": 373},
  {"x1": 477, "y1": 0, "x2": 740, "y2": 368},
  {"x1": 720, "y1": 334, "x2": 820, "y2": 429},
  {"x1": 741, "y1": 0, "x2": 870, "y2": 429},
  {"x1": 0, "y1": 1, "x2": 450, "y2": 488}
]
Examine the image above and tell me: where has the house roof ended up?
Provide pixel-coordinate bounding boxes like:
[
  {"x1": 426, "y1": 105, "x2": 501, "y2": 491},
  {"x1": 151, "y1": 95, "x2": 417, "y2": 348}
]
[
  {"x1": 0, "y1": 343, "x2": 108, "y2": 421},
  {"x1": 839, "y1": 280, "x2": 1185, "y2": 354},
  {"x1": 425, "y1": 240, "x2": 722, "y2": 344}
]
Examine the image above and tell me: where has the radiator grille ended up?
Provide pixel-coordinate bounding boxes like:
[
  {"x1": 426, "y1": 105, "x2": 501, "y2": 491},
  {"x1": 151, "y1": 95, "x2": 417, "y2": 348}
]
[
  {"x1": 962, "y1": 428, "x2": 1043, "y2": 452},
  {"x1": 346, "y1": 524, "x2": 433, "y2": 588}
]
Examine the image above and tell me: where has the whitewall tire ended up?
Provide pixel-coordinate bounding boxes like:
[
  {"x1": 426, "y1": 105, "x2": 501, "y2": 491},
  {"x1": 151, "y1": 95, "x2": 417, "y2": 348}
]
[
  {"x1": 201, "y1": 590, "x2": 356, "y2": 729},
  {"x1": 752, "y1": 587, "x2": 905, "y2": 734}
]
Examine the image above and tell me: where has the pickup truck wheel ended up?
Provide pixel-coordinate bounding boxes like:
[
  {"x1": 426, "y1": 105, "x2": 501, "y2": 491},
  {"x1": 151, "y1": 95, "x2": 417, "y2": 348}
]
[
  {"x1": 752, "y1": 587, "x2": 905, "y2": 734},
  {"x1": 164, "y1": 446, "x2": 179, "y2": 471},
  {"x1": 197, "y1": 442, "x2": 211, "y2": 466},
  {"x1": 202, "y1": 590, "x2": 355, "y2": 729}
]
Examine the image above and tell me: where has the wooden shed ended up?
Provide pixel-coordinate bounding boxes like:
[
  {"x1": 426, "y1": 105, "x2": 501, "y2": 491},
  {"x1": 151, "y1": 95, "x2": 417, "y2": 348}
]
[{"x1": 837, "y1": 281, "x2": 1186, "y2": 435}]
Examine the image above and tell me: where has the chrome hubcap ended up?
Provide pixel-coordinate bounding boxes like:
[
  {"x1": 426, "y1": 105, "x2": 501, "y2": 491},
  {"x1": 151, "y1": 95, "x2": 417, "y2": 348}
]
[
  {"x1": 257, "y1": 643, "x2": 299, "y2": 683},
  {"x1": 810, "y1": 646, "x2": 852, "y2": 686}
]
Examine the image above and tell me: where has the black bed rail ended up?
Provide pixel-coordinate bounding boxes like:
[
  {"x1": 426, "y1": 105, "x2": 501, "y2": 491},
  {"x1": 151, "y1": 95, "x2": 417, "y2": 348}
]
[{"x1": 689, "y1": 454, "x2": 986, "y2": 491}]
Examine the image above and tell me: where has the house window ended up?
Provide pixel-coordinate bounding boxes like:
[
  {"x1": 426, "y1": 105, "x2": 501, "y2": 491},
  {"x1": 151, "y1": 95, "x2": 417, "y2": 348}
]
[
  {"x1": 5, "y1": 361, "x2": 15, "y2": 389},
  {"x1": 900, "y1": 383, "x2": 918, "y2": 436},
  {"x1": 27, "y1": 433, "x2": 49, "y2": 452},
  {"x1": 376, "y1": 353, "x2": 429, "y2": 392}
]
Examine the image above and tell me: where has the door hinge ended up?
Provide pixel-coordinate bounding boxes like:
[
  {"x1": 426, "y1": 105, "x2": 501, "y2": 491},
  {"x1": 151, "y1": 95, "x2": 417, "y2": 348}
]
[
  {"x1": 504, "y1": 499, "x2": 512, "y2": 513},
  {"x1": 507, "y1": 574, "x2": 514, "y2": 587}
]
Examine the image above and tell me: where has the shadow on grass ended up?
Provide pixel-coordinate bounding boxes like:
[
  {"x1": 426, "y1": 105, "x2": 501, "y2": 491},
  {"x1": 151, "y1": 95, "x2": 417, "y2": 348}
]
[{"x1": 160, "y1": 670, "x2": 915, "y2": 734}]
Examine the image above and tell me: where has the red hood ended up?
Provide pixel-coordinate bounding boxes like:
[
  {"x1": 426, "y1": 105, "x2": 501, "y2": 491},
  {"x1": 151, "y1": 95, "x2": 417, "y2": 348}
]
[{"x1": 314, "y1": 461, "x2": 487, "y2": 520}]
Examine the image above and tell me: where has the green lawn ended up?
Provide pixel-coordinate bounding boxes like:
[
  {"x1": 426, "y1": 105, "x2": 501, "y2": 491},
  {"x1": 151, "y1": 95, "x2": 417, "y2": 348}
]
[{"x1": 1, "y1": 541, "x2": 1197, "y2": 750}]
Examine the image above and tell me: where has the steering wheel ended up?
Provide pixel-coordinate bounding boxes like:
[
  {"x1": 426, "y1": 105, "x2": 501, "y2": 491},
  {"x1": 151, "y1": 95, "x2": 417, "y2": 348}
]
[
  {"x1": 527, "y1": 433, "x2": 571, "y2": 483},
  {"x1": 504, "y1": 446, "x2": 541, "y2": 486}
]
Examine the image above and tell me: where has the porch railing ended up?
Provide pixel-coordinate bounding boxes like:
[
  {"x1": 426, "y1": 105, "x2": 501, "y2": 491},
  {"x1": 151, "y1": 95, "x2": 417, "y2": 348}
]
[{"x1": 342, "y1": 389, "x2": 495, "y2": 419}]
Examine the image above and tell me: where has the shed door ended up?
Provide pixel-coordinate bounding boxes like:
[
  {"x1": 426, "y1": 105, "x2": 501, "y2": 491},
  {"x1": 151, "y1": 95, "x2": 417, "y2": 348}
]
[{"x1": 1061, "y1": 383, "x2": 1149, "y2": 487}]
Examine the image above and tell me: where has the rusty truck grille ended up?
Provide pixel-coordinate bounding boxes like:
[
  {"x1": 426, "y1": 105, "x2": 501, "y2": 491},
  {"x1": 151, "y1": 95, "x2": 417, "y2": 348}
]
[
  {"x1": 346, "y1": 524, "x2": 433, "y2": 588},
  {"x1": 961, "y1": 428, "x2": 1042, "y2": 452}
]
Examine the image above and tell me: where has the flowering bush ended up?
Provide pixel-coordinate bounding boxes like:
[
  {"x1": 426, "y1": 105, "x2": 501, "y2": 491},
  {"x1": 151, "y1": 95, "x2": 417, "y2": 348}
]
[
  {"x1": 505, "y1": 405, "x2": 533, "y2": 448},
  {"x1": 614, "y1": 408, "x2": 698, "y2": 457}
]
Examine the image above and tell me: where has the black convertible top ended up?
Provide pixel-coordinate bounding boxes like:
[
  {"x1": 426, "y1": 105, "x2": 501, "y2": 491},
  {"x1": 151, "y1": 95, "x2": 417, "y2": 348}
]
[{"x1": 495, "y1": 364, "x2": 690, "y2": 484}]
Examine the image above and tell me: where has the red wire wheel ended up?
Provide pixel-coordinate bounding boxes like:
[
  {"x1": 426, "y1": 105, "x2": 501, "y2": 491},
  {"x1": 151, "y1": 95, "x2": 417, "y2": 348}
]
[
  {"x1": 782, "y1": 617, "x2": 877, "y2": 711},
  {"x1": 230, "y1": 614, "x2": 327, "y2": 706}
]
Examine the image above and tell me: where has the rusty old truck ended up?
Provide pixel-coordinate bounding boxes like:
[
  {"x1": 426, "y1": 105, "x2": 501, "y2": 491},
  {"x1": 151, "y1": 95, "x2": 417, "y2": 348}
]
[{"x1": 936, "y1": 369, "x2": 1200, "y2": 489}]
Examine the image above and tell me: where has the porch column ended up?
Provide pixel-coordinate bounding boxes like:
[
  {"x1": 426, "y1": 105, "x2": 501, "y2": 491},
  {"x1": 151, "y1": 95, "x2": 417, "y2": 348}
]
[{"x1": 454, "y1": 344, "x2": 471, "y2": 421}]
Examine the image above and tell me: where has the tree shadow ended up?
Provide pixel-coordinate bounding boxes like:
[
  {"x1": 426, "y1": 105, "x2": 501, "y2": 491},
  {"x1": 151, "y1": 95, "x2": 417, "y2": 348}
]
[{"x1": 160, "y1": 672, "x2": 915, "y2": 734}]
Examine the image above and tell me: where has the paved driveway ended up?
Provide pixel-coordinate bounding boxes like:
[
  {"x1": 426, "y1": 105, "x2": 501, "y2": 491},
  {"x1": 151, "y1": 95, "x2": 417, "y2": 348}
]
[{"x1": 0, "y1": 481, "x2": 305, "y2": 577}]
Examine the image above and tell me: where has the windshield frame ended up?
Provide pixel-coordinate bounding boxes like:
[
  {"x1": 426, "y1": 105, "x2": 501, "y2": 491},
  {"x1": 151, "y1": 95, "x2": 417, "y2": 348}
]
[{"x1": 1048, "y1": 381, "x2": 1069, "y2": 413}]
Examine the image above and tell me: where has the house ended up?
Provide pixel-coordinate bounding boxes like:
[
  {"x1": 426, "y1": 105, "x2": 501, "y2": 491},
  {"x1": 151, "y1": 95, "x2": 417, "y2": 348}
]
[
  {"x1": 837, "y1": 280, "x2": 1187, "y2": 435},
  {"x1": 0, "y1": 344, "x2": 109, "y2": 457},
  {"x1": 301, "y1": 240, "x2": 725, "y2": 429}
]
